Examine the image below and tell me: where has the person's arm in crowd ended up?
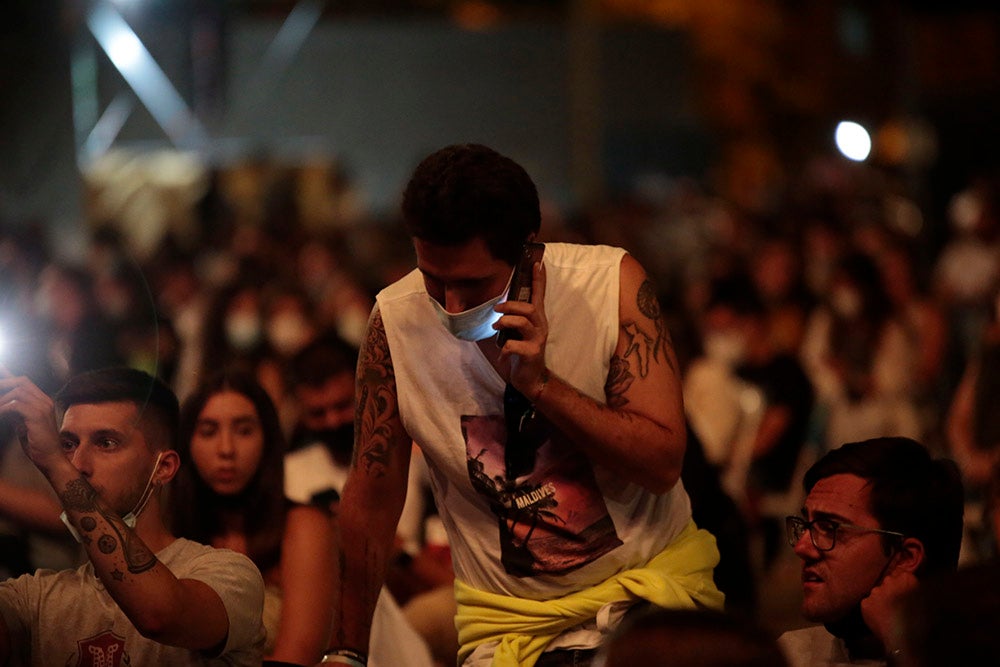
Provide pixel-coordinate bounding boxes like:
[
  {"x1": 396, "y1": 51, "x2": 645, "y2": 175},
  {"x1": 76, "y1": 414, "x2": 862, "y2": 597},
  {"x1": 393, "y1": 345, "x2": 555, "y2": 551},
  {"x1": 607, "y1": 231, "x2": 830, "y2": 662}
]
[
  {"x1": 270, "y1": 503, "x2": 337, "y2": 664},
  {"x1": 0, "y1": 372, "x2": 232, "y2": 652},
  {"x1": 496, "y1": 254, "x2": 686, "y2": 493},
  {"x1": 750, "y1": 406, "x2": 793, "y2": 459},
  {"x1": 945, "y1": 362, "x2": 999, "y2": 487},
  {"x1": 332, "y1": 306, "x2": 413, "y2": 657}
]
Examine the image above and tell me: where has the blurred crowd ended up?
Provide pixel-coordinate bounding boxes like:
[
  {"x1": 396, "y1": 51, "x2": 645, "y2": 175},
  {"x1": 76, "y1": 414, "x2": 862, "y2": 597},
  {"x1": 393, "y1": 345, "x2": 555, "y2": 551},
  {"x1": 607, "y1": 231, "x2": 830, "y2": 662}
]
[{"x1": 1, "y1": 147, "x2": 999, "y2": 636}]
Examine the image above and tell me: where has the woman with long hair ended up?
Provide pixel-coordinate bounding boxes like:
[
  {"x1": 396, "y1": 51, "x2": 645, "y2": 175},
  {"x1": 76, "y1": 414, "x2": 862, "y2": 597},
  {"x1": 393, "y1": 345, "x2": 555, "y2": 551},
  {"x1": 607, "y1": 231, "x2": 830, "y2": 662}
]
[{"x1": 172, "y1": 369, "x2": 335, "y2": 666}]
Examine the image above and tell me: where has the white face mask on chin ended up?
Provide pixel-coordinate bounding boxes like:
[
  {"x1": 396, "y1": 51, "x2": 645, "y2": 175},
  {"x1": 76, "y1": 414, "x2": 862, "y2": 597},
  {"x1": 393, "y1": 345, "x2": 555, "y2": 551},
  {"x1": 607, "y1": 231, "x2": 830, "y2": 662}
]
[
  {"x1": 61, "y1": 452, "x2": 164, "y2": 543},
  {"x1": 429, "y1": 270, "x2": 514, "y2": 342}
]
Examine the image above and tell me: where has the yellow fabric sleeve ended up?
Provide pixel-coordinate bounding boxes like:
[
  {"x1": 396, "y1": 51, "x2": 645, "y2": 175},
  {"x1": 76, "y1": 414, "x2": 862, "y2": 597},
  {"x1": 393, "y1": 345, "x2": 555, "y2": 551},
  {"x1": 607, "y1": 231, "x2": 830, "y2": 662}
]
[{"x1": 454, "y1": 520, "x2": 724, "y2": 666}]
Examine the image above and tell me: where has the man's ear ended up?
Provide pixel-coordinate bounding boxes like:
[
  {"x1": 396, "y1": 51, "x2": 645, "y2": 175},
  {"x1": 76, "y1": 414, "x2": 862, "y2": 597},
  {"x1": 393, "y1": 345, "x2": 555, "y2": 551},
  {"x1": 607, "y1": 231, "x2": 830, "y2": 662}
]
[
  {"x1": 154, "y1": 450, "x2": 181, "y2": 485},
  {"x1": 892, "y1": 537, "x2": 926, "y2": 574}
]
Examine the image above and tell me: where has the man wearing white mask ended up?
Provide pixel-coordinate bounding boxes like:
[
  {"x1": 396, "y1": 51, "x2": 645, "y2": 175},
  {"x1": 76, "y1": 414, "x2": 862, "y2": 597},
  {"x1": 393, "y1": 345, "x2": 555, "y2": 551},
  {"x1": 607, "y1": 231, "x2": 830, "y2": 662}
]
[
  {"x1": 0, "y1": 366, "x2": 265, "y2": 666},
  {"x1": 328, "y1": 144, "x2": 723, "y2": 667}
]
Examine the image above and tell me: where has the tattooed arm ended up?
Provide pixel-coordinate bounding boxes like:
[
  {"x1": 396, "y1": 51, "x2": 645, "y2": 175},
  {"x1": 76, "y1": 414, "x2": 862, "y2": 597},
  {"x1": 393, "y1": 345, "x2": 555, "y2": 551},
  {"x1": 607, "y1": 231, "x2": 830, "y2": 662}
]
[
  {"x1": 333, "y1": 305, "x2": 413, "y2": 655},
  {"x1": 498, "y1": 254, "x2": 686, "y2": 493},
  {"x1": 0, "y1": 371, "x2": 231, "y2": 652}
]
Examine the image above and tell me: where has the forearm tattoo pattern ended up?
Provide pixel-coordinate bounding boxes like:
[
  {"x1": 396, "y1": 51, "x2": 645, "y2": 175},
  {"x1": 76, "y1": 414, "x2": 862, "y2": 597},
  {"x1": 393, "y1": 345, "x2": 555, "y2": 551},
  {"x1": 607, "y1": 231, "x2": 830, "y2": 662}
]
[{"x1": 60, "y1": 477, "x2": 156, "y2": 574}]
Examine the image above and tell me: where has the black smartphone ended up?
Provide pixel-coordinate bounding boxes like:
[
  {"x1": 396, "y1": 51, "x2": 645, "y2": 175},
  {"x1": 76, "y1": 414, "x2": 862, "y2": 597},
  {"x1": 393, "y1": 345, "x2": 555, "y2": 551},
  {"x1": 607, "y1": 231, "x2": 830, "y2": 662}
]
[{"x1": 496, "y1": 242, "x2": 545, "y2": 347}]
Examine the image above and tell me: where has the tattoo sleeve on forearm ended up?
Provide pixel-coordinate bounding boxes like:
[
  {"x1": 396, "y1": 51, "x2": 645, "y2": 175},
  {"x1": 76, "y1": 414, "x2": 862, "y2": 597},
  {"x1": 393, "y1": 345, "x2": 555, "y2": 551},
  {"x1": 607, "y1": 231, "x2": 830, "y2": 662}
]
[
  {"x1": 61, "y1": 476, "x2": 157, "y2": 574},
  {"x1": 60, "y1": 478, "x2": 98, "y2": 511},
  {"x1": 122, "y1": 532, "x2": 157, "y2": 573},
  {"x1": 354, "y1": 307, "x2": 401, "y2": 477}
]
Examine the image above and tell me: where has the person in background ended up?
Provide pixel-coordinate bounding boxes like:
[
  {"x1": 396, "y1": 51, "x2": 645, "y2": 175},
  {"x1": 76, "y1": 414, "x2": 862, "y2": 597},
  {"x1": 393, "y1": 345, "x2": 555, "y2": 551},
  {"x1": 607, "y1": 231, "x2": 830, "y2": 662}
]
[
  {"x1": 0, "y1": 366, "x2": 265, "y2": 665},
  {"x1": 779, "y1": 436, "x2": 963, "y2": 667},
  {"x1": 800, "y1": 253, "x2": 920, "y2": 450},
  {"x1": 332, "y1": 143, "x2": 722, "y2": 667},
  {"x1": 945, "y1": 286, "x2": 1000, "y2": 560},
  {"x1": 284, "y1": 332, "x2": 447, "y2": 666},
  {"x1": 172, "y1": 370, "x2": 335, "y2": 666},
  {"x1": 597, "y1": 607, "x2": 788, "y2": 667}
]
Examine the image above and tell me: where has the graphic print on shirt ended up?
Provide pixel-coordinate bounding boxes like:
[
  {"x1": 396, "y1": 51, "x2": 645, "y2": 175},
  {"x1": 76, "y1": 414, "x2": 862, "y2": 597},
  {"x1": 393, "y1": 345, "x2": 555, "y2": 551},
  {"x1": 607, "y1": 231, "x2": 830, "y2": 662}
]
[
  {"x1": 72, "y1": 630, "x2": 129, "y2": 667},
  {"x1": 462, "y1": 406, "x2": 622, "y2": 577}
]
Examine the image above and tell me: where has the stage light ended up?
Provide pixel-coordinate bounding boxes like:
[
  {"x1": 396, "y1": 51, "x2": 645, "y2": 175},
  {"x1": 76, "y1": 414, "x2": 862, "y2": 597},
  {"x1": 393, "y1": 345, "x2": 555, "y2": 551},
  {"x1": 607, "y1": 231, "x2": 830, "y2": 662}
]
[
  {"x1": 106, "y1": 28, "x2": 143, "y2": 72},
  {"x1": 835, "y1": 120, "x2": 872, "y2": 162}
]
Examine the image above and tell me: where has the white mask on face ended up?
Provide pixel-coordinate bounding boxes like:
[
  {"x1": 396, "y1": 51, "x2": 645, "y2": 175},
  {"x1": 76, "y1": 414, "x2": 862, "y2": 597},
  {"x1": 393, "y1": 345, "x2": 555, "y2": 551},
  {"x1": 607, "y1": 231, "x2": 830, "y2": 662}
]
[
  {"x1": 704, "y1": 331, "x2": 746, "y2": 366},
  {"x1": 429, "y1": 270, "x2": 514, "y2": 342},
  {"x1": 61, "y1": 452, "x2": 164, "y2": 543},
  {"x1": 831, "y1": 287, "x2": 862, "y2": 319},
  {"x1": 225, "y1": 312, "x2": 262, "y2": 351},
  {"x1": 266, "y1": 313, "x2": 312, "y2": 356}
]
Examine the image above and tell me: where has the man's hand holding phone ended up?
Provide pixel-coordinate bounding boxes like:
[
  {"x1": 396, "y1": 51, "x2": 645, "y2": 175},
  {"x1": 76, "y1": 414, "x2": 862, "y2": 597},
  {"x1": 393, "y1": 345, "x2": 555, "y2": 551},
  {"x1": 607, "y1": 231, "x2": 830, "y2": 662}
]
[{"x1": 494, "y1": 243, "x2": 548, "y2": 399}]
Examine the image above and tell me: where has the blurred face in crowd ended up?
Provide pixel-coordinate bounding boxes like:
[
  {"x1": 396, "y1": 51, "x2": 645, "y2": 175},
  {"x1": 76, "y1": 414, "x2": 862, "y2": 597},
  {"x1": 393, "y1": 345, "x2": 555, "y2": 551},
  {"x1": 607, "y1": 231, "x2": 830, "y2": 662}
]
[
  {"x1": 224, "y1": 288, "x2": 263, "y2": 352},
  {"x1": 792, "y1": 473, "x2": 897, "y2": 623},
  {"x1": 295, "y1": 371, "x2": 355, "y2": 433},
  {"x1": 189, "y1": 390, "x2": 265, "y2": 496},
  {"x1": 701, "y1": 305, "x2": 748, "y2": 367},
  {"x1": 752, "y1": 240, "x2": 798, "y2": 302}
]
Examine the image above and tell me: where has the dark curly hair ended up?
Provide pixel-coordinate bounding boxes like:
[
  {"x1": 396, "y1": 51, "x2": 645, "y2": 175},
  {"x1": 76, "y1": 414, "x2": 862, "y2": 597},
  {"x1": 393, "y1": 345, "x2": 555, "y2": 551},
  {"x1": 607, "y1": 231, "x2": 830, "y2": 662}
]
[{"x1": 401, "y1": 144, "x2": 541, "y2": 265}]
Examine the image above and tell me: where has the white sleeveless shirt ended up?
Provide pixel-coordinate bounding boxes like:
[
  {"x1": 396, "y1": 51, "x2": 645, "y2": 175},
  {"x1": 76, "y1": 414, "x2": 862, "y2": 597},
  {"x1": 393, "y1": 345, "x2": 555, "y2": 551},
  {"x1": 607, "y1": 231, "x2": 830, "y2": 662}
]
[{"x1": 378, "y1": 242, "x2": 691, "y2": 600}]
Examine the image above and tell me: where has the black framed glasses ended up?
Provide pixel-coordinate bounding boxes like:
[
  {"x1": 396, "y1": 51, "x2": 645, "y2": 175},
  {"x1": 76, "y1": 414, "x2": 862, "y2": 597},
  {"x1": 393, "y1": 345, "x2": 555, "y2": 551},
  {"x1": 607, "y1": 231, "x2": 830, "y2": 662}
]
[{"x1": 785, "y1": 515, "x2": 905, "y2": 551}]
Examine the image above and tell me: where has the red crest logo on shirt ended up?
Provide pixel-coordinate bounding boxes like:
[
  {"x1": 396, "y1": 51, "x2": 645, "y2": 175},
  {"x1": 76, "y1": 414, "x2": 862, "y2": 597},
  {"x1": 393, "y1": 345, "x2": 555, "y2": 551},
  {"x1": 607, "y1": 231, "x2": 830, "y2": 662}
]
[{"x1": 75, "y1": 630, "x2": 128, "y2": 667}]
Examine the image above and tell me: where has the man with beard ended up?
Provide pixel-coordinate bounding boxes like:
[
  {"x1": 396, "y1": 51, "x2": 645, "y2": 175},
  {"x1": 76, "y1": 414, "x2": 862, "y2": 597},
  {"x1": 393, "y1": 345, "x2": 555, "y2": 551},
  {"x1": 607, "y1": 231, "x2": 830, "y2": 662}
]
[
  {"x1": 0, "y1": 366, "x2": 265, "y2": 665},
  {"x1": 284, "y1": 331, "x2": 360, "y2": 509},
  {"x1": 779, "y1": 437, "x2": 963, "y2": 666},
  {"x1": 284, "y1": 333, "x2": 446, "y2": 600},
  {"x1": 330, "y1": 144, "x2": 722, "y2": 667}
]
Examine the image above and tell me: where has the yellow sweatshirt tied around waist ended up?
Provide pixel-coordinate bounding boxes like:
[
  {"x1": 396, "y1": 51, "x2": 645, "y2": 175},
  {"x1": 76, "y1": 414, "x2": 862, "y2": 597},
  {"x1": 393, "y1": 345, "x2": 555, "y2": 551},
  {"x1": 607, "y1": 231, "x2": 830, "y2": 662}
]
[{"x1": 454, "y1": 520, "x2": 724, "y2": 667}]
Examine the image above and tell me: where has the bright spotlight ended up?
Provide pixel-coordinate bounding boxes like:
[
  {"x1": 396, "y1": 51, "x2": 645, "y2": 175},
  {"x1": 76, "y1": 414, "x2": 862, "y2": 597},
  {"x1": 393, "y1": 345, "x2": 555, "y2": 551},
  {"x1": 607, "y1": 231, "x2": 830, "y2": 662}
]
[
  {"x1": 835, "y1": 121, "x2": 872, "y2": 162},
  {"x1": 106, "y1": 29, "x2": 143, "y2": 72},
  {"x1": 0, "y1": 325, "x2": 6, "y2": 362}
]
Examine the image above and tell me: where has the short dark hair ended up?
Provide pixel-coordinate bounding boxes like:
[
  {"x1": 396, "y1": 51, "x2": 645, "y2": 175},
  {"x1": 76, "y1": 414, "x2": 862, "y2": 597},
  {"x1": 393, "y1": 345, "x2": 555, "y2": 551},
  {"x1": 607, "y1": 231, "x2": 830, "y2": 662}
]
[
  {"x1": 803, "y1": 436, "x2": 964, "y2": 578},
  {"x1": 286, "y1": 330, "x2": 359, "y2": 389},
  {"x1": 401, "y1": 144, "x2": 541, "y2": 265},
  {"x1": 55, "y1": 366, "x2": 179, "y2": 452}
]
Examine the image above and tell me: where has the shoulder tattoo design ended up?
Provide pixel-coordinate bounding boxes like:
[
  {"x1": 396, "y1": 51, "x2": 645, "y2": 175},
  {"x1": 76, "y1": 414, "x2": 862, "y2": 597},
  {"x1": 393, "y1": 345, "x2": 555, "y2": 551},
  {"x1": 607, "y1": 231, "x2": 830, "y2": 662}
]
[
  {"x1": 622, "y1": 279, "x2": 676, "y2": 378},
  {"x1": 354, "y1": 308, "x2": 399, "y2": 477}
]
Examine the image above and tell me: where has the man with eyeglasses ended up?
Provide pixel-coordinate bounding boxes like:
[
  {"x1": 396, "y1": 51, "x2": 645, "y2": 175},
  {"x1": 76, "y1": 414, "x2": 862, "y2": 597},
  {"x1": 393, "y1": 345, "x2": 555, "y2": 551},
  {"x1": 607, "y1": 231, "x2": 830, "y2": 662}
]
[
  {"x1": 778, "y1": 436, "x2": 963, "y2": 666},
  {"x1": 326, "y1": 144, "x2": 723, "y2": 667}
]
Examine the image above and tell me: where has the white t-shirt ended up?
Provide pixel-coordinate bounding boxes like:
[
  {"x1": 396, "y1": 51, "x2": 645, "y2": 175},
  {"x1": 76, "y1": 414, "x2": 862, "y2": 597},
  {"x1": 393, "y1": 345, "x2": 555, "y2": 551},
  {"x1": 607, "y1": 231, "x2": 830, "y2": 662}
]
[
  {"x1": 779, "y1": 625, "x2": 886, "y2": 667},
  {"x1": 377, "y1": 242, "x2": 692, "y2": 600},
  {"x1": 0, "y1": 537, "x2": 265, "y2": 666},
  {"x1": 283, "y1": 444, "x2": 436, "y2": 667}
]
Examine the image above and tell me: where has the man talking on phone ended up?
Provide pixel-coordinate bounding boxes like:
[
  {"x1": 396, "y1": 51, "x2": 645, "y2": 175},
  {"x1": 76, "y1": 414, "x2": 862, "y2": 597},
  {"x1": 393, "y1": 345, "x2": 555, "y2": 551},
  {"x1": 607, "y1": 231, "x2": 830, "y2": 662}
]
[{"x1": 327, "y1": 144, "x2": 722, "y2": 667}]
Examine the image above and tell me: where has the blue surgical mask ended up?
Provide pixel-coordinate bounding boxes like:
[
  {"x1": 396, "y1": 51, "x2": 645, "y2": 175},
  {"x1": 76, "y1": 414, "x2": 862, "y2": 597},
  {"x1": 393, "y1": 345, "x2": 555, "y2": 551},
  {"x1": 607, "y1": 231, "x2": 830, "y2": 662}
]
[
  {"x1": 429, "y1": 270, "x2": 514, "y2": 342},
  {"x1": 61, "y1": 452, "x2": 164, "y2": 542}
]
